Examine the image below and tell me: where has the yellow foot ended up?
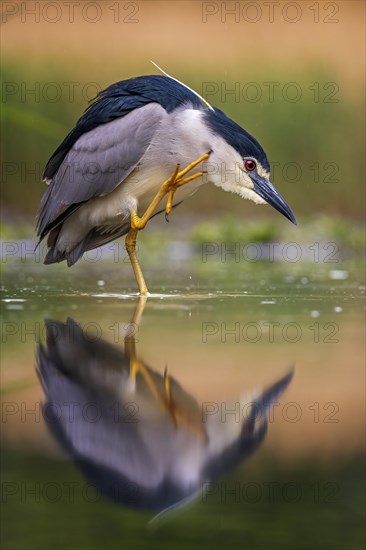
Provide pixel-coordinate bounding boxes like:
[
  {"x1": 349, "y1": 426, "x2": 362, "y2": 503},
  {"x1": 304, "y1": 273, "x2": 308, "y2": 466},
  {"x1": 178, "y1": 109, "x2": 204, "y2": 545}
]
[
  {"x1": 164, "y1": 367, "x2": 177, "y2": 427},
  {"x1": 163, "y1": 153, "x2": 211, "y2": 218},
  {"x1": 129, "y1": 360, "x2": 208, "y2": 441},
  {"x1": 129, "y1": 360, "x2": 177, "y2": 426},
  {"x1": 130, "y1": 152, "x2": 210, "y2": 231},
  {"x1": 127, "y1": 152, "x2": 210, "y2": 294}
]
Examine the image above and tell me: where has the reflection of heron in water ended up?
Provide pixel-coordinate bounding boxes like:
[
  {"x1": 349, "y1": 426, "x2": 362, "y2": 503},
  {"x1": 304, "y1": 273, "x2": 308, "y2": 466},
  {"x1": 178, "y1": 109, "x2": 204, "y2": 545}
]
[{"x1": 37, "y1": 297, "x2": 293, "y2": 518}]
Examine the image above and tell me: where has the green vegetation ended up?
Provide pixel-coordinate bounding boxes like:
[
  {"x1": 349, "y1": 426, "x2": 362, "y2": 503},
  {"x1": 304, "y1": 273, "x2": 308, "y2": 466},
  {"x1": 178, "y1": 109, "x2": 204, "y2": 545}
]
[
  {"x1": 1, "y1": 215, "x2": 364, "y2": 292},
  {"x1": 1, "y1": 64, "x2": 364, "y2": 220}
]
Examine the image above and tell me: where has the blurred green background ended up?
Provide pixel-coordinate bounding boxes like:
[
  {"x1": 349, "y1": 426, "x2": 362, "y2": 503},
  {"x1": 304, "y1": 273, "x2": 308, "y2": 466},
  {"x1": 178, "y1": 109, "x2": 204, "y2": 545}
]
[{"x1": 1, "y1": 0, "x2": 365, "y2": 227}]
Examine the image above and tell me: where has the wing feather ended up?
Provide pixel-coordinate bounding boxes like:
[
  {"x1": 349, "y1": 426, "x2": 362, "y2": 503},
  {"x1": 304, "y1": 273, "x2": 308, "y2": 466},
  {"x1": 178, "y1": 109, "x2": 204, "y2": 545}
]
[{"x1": 37, "y1": 103, "x2": 165, "y2": 239}]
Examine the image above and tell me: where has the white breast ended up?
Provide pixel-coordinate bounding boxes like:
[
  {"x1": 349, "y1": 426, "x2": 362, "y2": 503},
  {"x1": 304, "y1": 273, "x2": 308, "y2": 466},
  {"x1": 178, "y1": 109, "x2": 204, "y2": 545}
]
[
  {"x1": 120, "y1": 108, "x2": 213, "y2": 213},
  {"x1": 58, "y1": 108, "x2": 213, "y2": 249}
]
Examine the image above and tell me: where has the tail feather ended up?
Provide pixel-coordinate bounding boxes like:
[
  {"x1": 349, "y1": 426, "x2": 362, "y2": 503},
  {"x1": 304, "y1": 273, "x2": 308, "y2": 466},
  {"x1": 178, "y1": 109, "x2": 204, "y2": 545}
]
[
  {"x1": 44, "y1": 247, "x2": 67, "y2": 265},
  {"x1": 44, "y1": 224, "x2": 130, "y2": 266}
]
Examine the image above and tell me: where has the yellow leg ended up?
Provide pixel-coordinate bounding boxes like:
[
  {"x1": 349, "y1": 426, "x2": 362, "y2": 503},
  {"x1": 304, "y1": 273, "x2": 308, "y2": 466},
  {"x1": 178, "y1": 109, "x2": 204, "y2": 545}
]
[
  {"x1": 125, "y1": 229, "x2": 148, "y2": 295},
  {"x1": 123, "y1": 300, "x2": 178, "y2": 426},
  {"x1": 124, "y1": 297, "x2": 208, "y2": 440},
  {"x1": 124, "y1": 296, "x2": 165, "y2": 402},
  {"x1": 125, "y1": 152, "x2": 210, "y2": 294},
  {"x1": 124, "y1": 295, "x2": 147, "y2": 357},
  {"x1": 124, "y1": 296, "x2": 176, "y2": 422}
]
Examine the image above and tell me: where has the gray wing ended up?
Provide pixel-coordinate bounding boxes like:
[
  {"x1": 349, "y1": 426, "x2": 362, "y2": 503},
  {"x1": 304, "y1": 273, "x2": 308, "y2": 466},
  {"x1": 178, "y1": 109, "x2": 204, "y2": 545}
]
[
  {"x1": 38, "y1": 356, "x2": 166, "y2": 488},
  {"x1": 37, "y1": 103, "x2": 166, "y2": 239},
  {"x1": 36, "y1": 319, "x2": 167, "y2": 489}
]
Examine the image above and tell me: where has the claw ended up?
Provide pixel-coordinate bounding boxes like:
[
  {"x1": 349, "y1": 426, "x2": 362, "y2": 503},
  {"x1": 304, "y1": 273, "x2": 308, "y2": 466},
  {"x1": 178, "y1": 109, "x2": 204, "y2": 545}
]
[{"x1": 165, "y1": 189, "x2": 175, "y2": 218}]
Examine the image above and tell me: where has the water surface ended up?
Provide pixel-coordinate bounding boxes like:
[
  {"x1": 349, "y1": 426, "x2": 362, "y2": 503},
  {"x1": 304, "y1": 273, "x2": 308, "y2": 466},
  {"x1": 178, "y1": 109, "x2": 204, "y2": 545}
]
[{"x1": 1, "y1": 249, "x2": 364, "y2": 550}]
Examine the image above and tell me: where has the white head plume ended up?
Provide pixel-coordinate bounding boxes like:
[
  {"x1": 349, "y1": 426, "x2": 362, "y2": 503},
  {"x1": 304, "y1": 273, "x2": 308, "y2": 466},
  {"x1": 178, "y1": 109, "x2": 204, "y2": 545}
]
[{"x1": 150, "y1": 61, "x2": 214, "y2": 111}]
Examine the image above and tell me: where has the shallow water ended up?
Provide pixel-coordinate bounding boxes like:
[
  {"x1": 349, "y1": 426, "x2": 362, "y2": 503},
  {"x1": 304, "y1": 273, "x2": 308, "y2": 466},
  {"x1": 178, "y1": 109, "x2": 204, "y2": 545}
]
[{"x1": 1, "y1": 248, "x2": 365, "y2": 550}]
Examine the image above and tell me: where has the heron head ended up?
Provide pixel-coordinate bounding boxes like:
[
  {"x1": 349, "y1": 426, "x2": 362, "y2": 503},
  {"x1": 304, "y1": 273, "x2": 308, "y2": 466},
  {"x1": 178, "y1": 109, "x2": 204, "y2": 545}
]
[{"x1": 203, "y1": 108, "x2": 297, "y2": 225}]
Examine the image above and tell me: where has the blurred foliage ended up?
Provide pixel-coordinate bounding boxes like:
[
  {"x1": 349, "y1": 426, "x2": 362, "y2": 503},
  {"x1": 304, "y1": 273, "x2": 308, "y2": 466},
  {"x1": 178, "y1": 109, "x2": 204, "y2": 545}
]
[
  {"x1": 2, "y1": 214, "x2": 363, "y2": 257},
  {"x1": 1, "y1": 215, "x2": 364, "y2": 299},
  {"x1": 189, "y1": 215, "x2": 365, "y2": 250},
  {"x1": 1, "y1": 62, "x2": 364, "y2": 222},
  {"x1": 190, "y1": 215, "x2": 279, "y2": 244}
]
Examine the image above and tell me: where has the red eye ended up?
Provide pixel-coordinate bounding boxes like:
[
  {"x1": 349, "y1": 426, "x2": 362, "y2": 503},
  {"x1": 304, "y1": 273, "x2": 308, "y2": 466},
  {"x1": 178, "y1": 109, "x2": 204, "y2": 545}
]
[{"x1": 245, "y1": 159, "x2": 256, "y2": 171}]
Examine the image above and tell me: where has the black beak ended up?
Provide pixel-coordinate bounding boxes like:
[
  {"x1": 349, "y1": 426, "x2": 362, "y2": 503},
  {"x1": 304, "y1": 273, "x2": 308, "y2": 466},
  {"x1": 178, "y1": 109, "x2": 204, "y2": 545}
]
[{"x1": 251, "y1": 174, "x2": 297, "y2": 225}]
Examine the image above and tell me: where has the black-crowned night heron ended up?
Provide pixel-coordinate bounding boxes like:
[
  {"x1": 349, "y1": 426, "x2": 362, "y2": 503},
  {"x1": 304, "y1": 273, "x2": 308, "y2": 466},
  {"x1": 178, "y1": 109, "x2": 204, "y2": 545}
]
[
  {"x1": 36, "y1": 66, "x2": 296, "y2": 294},
  {"x1": 37, "y1": 312, "x2": 294, "y2": 518}
]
